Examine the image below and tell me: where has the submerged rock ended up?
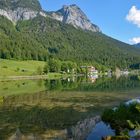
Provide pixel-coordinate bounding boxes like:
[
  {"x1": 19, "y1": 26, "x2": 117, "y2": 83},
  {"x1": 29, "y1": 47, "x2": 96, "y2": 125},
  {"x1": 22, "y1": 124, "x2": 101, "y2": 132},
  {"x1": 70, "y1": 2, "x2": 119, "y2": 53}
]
[{"x1": 9, "y1": 128, "x2": 43, "y2": 140}]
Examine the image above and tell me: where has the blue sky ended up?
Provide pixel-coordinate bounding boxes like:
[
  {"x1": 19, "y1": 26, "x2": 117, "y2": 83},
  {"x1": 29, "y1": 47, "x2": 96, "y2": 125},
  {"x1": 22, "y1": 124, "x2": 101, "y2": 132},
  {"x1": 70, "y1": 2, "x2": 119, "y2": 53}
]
[{"x1": 39, "y1": 0, "x2": 140, "y2": 44}]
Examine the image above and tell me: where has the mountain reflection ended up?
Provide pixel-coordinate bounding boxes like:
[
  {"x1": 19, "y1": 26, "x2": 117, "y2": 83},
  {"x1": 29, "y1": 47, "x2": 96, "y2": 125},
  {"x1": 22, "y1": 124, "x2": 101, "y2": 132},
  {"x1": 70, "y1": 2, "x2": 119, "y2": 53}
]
[{"x1": 0, "y1": 75, "x2": 140, "y2": 139}]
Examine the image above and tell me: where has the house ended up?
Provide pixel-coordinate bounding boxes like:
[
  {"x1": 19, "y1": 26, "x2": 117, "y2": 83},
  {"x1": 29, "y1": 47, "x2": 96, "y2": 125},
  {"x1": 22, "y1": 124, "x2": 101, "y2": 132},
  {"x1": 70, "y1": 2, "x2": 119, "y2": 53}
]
[
  {"x1": 80, "y1": 66, "x2": 98, "y2": 76},
  {"x1": 87, "y1": 66, "x2": 98, "y2": 75}
]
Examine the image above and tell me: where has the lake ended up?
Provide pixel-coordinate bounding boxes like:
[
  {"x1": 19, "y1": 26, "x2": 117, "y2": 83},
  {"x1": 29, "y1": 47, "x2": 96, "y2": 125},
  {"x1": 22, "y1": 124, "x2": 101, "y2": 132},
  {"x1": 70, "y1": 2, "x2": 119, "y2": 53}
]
[{"x1": 0, "y1": 75, "x2": 140, "y2": 139}]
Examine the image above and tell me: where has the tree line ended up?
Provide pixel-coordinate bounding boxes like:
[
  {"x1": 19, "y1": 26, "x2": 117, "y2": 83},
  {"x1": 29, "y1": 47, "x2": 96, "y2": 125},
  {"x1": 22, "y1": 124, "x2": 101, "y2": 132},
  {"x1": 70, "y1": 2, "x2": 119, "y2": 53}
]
[{"x1": 0, "y1": 15, "x2": 140, "y2": 70}]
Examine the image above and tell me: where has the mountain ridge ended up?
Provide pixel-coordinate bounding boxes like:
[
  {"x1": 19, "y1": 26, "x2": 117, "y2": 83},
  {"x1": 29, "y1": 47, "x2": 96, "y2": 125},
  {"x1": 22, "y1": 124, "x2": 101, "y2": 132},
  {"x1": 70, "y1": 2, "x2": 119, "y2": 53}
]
[
  {"x1": 0, "y1": 0, "x2": 46, "y2": 22},
  {"x1": 0, "y1": 0, "x2": 100, "y2": 32},
  {"x1": 0, "y1": 0, "x2": 41, "y2": 11},
  {"x1": 48, "y1": 4, "x2": 101, "y2": 32},
  {"x1": 0, "y1": 0, "x2": 140, "y2": 69}
]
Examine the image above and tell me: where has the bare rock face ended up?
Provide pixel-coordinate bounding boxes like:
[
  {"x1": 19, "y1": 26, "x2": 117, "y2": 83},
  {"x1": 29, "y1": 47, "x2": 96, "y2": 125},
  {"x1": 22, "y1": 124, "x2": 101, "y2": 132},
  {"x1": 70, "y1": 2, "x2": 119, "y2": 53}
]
[
  {"x1": 0, "y1": 0, "x2": 46, "y2": 23},
  {"x1": 0, "y1": 0, "x2": 101, "y2": 33},
  {"x1": 0, "y1": 8, "x2": 38, "y2": 22},
  {"x1": 0, "y1": 8, "x2": 47, "y2": 23},
  {"x1": 49, "y1": 4, "x2": 101, "y2": 32}
]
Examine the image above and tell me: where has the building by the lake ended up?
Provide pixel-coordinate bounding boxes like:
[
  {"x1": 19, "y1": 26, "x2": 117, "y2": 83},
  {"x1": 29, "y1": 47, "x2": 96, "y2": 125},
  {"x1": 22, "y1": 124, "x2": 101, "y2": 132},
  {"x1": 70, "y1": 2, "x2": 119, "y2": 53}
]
[{"x1": 80, "y1": 66, "x2": 98, "y2": 76}]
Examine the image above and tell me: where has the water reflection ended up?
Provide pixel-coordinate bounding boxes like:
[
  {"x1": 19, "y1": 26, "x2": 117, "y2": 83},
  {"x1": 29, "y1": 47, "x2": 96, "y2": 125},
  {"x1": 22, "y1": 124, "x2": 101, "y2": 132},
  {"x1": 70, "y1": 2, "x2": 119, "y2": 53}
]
[
  {"x1": 0, "y1": 106, "x2": 87, "y2": 139},
  {"x1": 87, "y1": 121, "x2": 115, "y2": 140},
  {"x1": 0, "y1": 75, "x2": 140, "y2": 139},
  {"x1": 44, "y1": 75, "x2": 140, "y2": 92},
  {"x1": 77, "y1": 75, "x2": 140, "y2": 92},
  {"x1": 1, "y1": 75, "x2": 140, "y2": 96}
]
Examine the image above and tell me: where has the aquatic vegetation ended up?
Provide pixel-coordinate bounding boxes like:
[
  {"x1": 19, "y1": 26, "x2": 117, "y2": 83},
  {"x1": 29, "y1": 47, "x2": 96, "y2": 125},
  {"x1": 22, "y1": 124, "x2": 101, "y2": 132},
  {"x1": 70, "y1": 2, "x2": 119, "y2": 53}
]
[
  {"x1": 103, "y1": 136, "x2": 129, "y2": 140},
  {"x1": 102, "y1": 103, "x2": 140, "y2": 138}
]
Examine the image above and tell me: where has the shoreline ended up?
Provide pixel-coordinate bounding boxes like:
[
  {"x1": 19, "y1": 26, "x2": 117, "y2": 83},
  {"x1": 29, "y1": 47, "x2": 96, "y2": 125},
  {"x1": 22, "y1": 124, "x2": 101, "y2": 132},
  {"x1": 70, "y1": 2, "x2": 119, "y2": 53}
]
[
  {"x1": 0, "y1": 74, "x2": 84, "y2": 82},
  {"x1": 0, "y1": 75, "x2": 49, "y2": 81}
]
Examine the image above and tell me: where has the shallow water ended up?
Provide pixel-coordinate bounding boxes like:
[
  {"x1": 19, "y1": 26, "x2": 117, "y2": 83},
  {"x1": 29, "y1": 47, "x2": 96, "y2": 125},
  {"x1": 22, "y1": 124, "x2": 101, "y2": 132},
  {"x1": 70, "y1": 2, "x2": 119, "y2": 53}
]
[{"x1": 0, "y1": 75, "x2": 140, "y2": 139}]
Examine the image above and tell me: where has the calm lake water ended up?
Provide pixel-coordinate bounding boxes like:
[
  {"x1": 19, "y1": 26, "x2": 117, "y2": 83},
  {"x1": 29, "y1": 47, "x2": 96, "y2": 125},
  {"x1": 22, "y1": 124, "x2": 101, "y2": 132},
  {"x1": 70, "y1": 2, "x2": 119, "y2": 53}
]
[{"x1": 0, "y1": 75, "x2": 140, "y2": 139}]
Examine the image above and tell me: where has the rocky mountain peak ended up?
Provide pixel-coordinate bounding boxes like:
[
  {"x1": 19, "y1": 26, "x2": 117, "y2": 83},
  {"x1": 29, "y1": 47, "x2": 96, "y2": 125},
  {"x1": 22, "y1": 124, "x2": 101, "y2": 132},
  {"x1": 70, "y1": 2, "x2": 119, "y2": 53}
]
[
  {"x1": 49, "y1": 4, "x2": 101, "y2": 32},
  {"x1": 0, "y1": 1, "x2": 101, "y2": 32},
  {"x1": 0, "y1": 0, "x2": 46, "y2": 22},
  {"x1": 0, "y1": 0, "x2": 41, "y2": 11},
  {"x1": 62, "y1": 4, "x2": 80, "y2": 10}
]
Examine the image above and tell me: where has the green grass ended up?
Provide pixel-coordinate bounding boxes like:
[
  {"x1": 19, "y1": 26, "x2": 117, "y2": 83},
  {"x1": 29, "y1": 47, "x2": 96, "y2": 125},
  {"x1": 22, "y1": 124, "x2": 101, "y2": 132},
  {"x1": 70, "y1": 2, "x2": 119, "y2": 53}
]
[{"x1": 0, "y1": 59, "x2": 45, "y2": 76}]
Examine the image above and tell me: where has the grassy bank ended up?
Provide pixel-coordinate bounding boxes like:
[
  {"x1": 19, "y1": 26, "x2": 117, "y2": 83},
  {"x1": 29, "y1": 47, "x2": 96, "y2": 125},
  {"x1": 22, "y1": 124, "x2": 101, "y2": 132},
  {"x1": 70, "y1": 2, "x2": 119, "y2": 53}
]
[
  {"x1": 0, "y1": 59, "x2": 74, "y2": 80},
  {"x1": 0, "y1": 59, "x2": 45, "y2": 77}
]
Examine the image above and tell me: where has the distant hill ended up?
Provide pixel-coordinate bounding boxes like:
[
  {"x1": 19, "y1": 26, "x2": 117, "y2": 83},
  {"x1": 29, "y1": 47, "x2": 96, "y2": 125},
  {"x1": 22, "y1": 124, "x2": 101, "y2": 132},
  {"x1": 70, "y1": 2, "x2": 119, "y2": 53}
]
[
  {"x1": 135, "y1": 43, "x2": 140, "y2": 48},
  {"x1": 0, "y1": 0, "x2": 140, "y2": 69}
]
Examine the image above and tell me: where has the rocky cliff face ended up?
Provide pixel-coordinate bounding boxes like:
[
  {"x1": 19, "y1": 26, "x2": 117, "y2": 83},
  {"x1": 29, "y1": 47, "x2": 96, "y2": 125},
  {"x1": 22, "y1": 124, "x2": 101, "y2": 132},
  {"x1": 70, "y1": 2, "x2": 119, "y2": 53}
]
[
  {"x1": 49, "y1": 4, "x2": 101, "y2": 32},
  {"x1": 0, "y1": 8, "x2": 38, "y2": 22},
  {"x1": 0, "y1": 0, "x2": 101, "y2": 32},
  {"x1": 0, "y1": 0, "x2": 46, "y2": 23}
]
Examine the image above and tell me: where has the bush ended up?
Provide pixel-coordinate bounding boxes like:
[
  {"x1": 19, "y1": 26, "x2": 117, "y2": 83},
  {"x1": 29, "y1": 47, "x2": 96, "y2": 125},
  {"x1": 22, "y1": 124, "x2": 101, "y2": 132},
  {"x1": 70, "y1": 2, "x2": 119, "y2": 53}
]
[{"x1": 36, "y1": 66, "x2": 43, "y2": 75}]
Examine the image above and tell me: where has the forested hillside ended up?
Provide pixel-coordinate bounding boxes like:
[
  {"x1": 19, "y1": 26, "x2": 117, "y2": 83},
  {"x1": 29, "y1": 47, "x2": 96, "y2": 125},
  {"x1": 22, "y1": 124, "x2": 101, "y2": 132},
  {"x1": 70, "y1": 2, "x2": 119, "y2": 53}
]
[
  {"x1": 0, "y1": 14, "x2": 140, "y2": 69},
  {"x1": 0, "y1": 16, "x2": 48, "y2": 60}
]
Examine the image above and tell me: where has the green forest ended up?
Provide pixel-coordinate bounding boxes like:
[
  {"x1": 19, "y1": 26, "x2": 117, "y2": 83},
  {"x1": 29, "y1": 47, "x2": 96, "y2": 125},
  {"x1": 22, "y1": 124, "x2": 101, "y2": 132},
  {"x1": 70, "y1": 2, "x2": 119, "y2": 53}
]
[{"x1": 0, "y1": 14, "x2": 140, "y2": 69}]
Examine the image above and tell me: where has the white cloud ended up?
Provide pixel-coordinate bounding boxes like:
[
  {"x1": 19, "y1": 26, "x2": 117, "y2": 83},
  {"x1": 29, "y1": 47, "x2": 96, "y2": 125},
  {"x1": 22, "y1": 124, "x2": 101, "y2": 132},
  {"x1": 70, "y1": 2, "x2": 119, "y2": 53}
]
[
  {"x1": 126, "y1": 6, "x2": 140, "y2": 28},
  {"x1": 129, "y1": 37, "x2": 140, "y2": 44}
]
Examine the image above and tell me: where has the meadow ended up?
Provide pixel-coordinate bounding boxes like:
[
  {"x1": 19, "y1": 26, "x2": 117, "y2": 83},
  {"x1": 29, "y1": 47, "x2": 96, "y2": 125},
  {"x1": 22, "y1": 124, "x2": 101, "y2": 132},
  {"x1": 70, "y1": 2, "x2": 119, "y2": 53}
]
[{"x1": 0, "y1": 59, "x2": 45, "y2": 77}]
